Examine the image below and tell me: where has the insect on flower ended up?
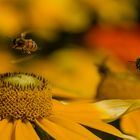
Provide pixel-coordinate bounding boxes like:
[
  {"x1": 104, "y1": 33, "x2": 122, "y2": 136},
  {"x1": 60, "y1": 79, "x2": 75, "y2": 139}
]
[{"x1": 10, "y1": 33, "x2": 38, "y2": 54}]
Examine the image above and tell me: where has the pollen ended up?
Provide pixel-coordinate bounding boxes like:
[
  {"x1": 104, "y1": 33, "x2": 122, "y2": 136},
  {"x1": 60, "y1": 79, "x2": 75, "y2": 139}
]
[{"x1": 0, "y1": 72, "x2": 52, "y2": 121}]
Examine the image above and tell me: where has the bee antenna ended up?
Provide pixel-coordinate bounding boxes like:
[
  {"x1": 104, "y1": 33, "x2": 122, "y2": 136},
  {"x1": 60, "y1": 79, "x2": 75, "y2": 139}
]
[{"x1": 20, "y1": 31, "x2": 30, "y2": 38}]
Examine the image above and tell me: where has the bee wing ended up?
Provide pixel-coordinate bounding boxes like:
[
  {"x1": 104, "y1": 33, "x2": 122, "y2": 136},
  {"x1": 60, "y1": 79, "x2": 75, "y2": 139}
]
[
  {"x1": 20, "y1": 32, "x2": 27, "y2": 38},
  {"x1": 21, "y1": 30, "x2": 33, "y2": 38},
  {"x1": 15, "y1": 31, "x2": 28, "y2": 38},
  {"x1": 127, "y1": 61, "x2": 136, "y2": 70},
  {"x1": 11, "y1": 55, "x2": 35, "y2": 64}
]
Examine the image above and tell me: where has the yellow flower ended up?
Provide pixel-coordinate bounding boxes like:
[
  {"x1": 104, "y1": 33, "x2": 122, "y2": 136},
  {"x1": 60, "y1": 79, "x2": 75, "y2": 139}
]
[
  {"x1": 25, "y1": 47, "x2": 101, "y2": 99},
  {"x1": 0, "y1": 72, "x2": 137, "y2": 140},
  {"x1": 96, "y1": 61, "x2": 140, "y2": 139},
  {"x1": 120, "y1": 110, "x2": 140, "y2": 139}
]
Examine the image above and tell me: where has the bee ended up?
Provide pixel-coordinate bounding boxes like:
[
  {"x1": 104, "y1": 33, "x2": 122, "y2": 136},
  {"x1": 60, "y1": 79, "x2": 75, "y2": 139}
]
[
  {"x1": 10, "y1": 33, "x2": 38, "y2": 54},
  {"x1": 135, "y1": 58, "x2": 140, "y2": 70},
  {"x1": 128, "y1": 58, "x2": 140, "y2": 70},
  {"x1": 126, "y1": 58, "x2": 140, "y2": 77}
]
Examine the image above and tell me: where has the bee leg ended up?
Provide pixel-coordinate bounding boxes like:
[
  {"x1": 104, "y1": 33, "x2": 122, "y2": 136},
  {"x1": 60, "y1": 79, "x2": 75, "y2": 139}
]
[
  {"x1": 11, "y1": 45, "x2": 18, "y2": 48},
  {"x1": 21, "y1": 47, "x2": 26, "y2": 54},
  {"x1": 26, "y1": 50, "x2": 31, "y2": 54}
]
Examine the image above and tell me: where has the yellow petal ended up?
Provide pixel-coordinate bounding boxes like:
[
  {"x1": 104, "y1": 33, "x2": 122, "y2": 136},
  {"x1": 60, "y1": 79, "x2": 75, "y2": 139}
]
[
  {"x1": 71, "y1": 117, "x2": 130, "y2": 139},
  {"x1": 93, "y1": 99, "x2": 140, "y2": 122},
  {"x1": 53, "y1": 100, "x2": 102, "y2": 120},
  {"x1": 36, "y1": 118, "x2": 100, "y2": 140},
  {"x1": 0, "y1": 119, "x2": 9, "y2": 132},
  {"x1": 92, "y1": 99, "x2": 133, "y2": 121},
  {"x1": 53, "y1": 99, "x2": 137, "y2": 139},
  {"x1": 15, "y1": 120, "x2": 40, "y2": 140},
  {"x1": 121, "y1": 109, "x2": 140, "y2": 139},
  {"x1": 48, "y1": 115, "x2": 100, "y2": 140},
  {"x1": 53, "y1": 99, "x2": 140, "y2": 122},
  {"x1": 51, "y1": 86, "x2": 81, "y2": 99},
  {"x1": 0, "y1": 119, "x2": 14, "y2": 140}
]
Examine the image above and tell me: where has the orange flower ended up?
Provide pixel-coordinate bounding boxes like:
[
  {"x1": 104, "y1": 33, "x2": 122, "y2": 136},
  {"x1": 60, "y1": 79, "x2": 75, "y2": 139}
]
[{"x1": 85, "y1": 26, "x2": 140, "y2": 61}]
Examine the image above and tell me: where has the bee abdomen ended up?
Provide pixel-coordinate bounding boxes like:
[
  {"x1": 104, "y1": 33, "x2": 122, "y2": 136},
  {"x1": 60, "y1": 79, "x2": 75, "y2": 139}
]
[{"x1": 26, "y1": 40, "x2": 38, "y2": 52}]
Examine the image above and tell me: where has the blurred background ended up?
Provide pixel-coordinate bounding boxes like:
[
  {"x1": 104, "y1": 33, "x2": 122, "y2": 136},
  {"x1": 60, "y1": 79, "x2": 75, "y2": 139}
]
[
  {"x1": 1, "y1": 0, "x2": 140, "y2": 101},
  {"x1": 0, "y1": 0, "x2": 140, "y2": 60},
  {"x1": 0, "y1": 0, "x2": 140, "y2": 98},
  {"x1": 1, "y1": 0, "x2": 140, "y2": 139}
]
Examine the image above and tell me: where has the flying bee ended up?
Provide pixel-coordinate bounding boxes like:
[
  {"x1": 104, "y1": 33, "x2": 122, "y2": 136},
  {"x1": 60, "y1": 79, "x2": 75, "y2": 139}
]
[
  {"x1": 128, "y1": 58, "x2": 140, "y2": 70},
  {"x1": 135, "y1": 58, "x2": 140, "y2": 70},
  {"x1": 10, "y1": 33, "x2": 38, "y2": 54},
  {"x1": 127, "y1": 58, "x2": 140, "y2": 76}
]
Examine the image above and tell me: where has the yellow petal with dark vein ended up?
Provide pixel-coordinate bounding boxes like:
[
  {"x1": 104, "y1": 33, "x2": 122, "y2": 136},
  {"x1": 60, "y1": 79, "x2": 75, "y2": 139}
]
[
  {"x1": 72, "y1": 117, "x2": 136, "y2": 140},
  {"x1": 36, "y1": 118, "x2": 100, "y2": 140},
  {"x1": 53, "y1": 99, "x2": 137, "y2": 139},
  {"x1": 15, "y1": 120, "x2": 40, "y2": 140},
  {"x1": 48, "y1": 115, "x2": 100, "y2": 140}
]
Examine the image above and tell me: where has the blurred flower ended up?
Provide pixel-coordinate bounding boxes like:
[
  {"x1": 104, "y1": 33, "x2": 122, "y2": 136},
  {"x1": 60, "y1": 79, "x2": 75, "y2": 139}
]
[
  {"x1": 28, "y1": 0, "x2": 90, "y2": 35},
  {"x1": 24, "y1": 47, "x2": 101, "y2": 99},
  {"x1": 95, "y1": 60, "x2": 140, "y2": 139},
  {"x1": 97, "y1": 72, "x2": 140, "y2": 99},
  {"x1": 0, "y1": 2, "x2": 23, "y2": 36},
  {"x1": 0, "y1": 50, "x2": 17, "y2": 72},
  {"x1": 0, "y1": 72, "x2": 139, "y2": 139},
  {"x1": 85, "y1": 26, "x2": 140, "y2": 61},
  {"x1": 0, "y1": 0, "x2": 139, "y2": 38},
  {"x1": 81, "y1": 0, "x2": 138, "y2": 25},
  {"x1": 0, "y1": 0, "x2": 91, "y2": 37}
]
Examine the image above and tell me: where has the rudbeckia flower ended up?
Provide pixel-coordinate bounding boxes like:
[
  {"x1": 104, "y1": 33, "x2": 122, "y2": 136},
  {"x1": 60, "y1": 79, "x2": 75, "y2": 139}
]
[{"x1": 0, "y1": 72, "x2": 139, "y2": 140}]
